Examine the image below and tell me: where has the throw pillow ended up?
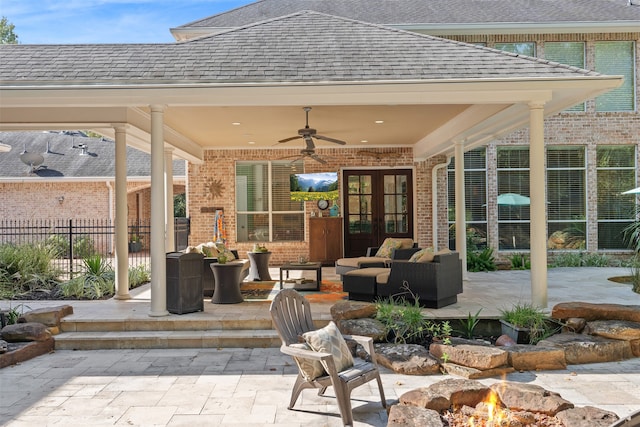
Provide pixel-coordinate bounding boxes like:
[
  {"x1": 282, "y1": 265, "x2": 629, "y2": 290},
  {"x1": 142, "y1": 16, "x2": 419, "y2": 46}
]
[
  {"x1": 418, "y1": 248, "x2": 436, "y2": 263},
  {"x1": 289, "y1": 343, "x2": 326, "y2": 381},
  {"x1": 302, "y1": 321, "x2": 354, "y2": 373},
  {"x1": 215, "y1": 243, "x2": 236, "y2": 261},
  {"x1": 408, "y1": 248, "x2": 427, "y2": 262},
  {"x1": 375, "y1": 238, "x2": 402, "y2": 258}
]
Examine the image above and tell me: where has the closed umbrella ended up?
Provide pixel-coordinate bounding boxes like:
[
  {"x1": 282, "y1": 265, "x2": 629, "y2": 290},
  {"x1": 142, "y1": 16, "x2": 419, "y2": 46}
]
[{"x1": 497, "y1": 193, "x2": 530, "y2": 206}]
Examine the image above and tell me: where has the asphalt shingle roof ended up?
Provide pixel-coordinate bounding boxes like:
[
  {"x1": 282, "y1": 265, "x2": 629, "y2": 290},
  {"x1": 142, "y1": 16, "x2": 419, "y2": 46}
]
[
  {"x1": 0, "y1": 11, "x2": 601, "y2": 86},
  {"x1": 0, "y1": 131, "x2": 185, "y2": 178},
  {"x1": 179, "y1": 0, "x2": 640, "y2": 28}
]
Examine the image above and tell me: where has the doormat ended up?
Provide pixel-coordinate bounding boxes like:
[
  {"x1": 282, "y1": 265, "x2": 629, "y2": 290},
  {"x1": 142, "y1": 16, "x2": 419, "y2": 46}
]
[{"x1": 239, "y1": 280, "x2": 346, "y2": 303}]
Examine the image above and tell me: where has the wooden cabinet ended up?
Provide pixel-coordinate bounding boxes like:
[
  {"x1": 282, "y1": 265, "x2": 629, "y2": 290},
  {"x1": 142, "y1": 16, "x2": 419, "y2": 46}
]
[{"x1": 309, "y1": 217, "x2": 343, "y2": 265}]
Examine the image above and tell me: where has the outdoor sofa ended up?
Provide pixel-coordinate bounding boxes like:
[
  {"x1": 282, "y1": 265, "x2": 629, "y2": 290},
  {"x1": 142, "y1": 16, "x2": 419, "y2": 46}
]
[
  {"x1": 342, "y1": 250, "x2": 463, "y2": 308},
  {"x1": 334, "y1": 238, "x2": 418, "y2": 278}
]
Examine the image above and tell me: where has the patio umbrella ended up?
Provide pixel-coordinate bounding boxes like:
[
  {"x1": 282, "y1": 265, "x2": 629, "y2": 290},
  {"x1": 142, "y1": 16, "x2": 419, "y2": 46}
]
[
  {"x1": 497, "y1": 193, "x2": 530, "y2": 206},
  {"x1": 622, "y1": 186, "x2": 640, "y2": 195},
  {"x1": 213, "y1": 209, "x2": 227, "y2": 243}
]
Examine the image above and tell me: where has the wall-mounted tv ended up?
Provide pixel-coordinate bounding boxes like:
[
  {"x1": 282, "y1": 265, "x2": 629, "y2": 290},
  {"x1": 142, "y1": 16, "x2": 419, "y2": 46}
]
[{"x1": 290, "y1": 172, "x2": 339, "y2": 201}]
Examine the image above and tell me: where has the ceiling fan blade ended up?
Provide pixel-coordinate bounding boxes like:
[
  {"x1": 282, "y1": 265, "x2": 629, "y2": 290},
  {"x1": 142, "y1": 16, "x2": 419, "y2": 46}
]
[
  {"x1": 277, "y1": 136, "x2": 302, "y2": 143},
  {"x1": 310, "y1": 154, "x2": 327, "y2": 164},
  {"x1": 314, "y1": 134, "x2": 346, "y2": 145}
]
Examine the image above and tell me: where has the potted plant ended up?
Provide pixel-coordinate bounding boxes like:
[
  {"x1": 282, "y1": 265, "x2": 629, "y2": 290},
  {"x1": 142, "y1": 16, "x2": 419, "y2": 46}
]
[
  {"x1": 128, "y1": 234, "x2": 142, "y2": 253},
  {"x1": 499, "y1": 303, "x2": 550, "y2": 344}
]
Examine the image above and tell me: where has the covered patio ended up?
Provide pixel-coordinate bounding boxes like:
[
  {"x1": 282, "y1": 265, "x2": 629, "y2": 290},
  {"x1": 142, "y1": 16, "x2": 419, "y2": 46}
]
[{"x1": 0, "y1": 11, "x2": 622, "y2": 316}]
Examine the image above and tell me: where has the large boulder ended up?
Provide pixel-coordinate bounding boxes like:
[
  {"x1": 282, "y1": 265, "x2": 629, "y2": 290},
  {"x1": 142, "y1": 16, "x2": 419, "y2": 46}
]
[
  {"x1": 374, "y1": 343, "x2": 441, "y2": 375},
  {"x1": 555, "y1": 406, "x2": 619, "y2": 427},
  {"x1": 337, "y1": 318, "x2": 387, "y2": 342},
  {"x1": 585, "y1": 320, "x2": 640, "y2": 341},
  {"x1": 387, "y1": 405, "x2": 445, "y2": 427},
  {"x1": 505, "y1": 344, "x2": 566, "y2": 371},
  {"x1": 1, "y1": 322, "x2": 51, "y2": 342},
  {"x1": 330, "y1": 300, "x2": 377, "y2": 321},
  {"x1": 429, "y1": 343, "x2": 508, "y2": 370},
  {"x1": 552, "y1": 302, "x2": 640, "y2": 323},
  {"x1": 538, "y1": 332, "x2": 633, "y2": 364},
  {"x1": 490, "y1": 382, "x2": 573, "y2": 416}
]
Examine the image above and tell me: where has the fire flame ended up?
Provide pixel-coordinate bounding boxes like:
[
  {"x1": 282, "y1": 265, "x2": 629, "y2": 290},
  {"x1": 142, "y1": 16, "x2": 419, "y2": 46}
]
[{"x1": 467, "y1": 391, "x2": 508, "y2": 426}]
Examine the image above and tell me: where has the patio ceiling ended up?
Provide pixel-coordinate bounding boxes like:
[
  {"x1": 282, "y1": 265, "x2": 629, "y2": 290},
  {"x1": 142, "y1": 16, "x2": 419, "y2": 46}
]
[{"x1": 0, "y1": 11, "x2": 623, "y2": 163}]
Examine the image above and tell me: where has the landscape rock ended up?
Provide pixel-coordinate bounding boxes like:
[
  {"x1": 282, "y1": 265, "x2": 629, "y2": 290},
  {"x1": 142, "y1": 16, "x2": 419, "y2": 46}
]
[
  {"x1": 374, "y1": 343, "x2": 441, "y2": 375},
  {"x1": 505, "y1": 344, "x2": 566, "y2": 371},
  {"x1": 563, "y1": 317, "x2": 587, "y2": 333},
  {"x1": 429, "y1": 343, "x2": 508, "y2": 370},
  {"x1": 555, "y1": 406, "x2": 619, "y2": 427},
  {"x1": 495, "y1": 334, "x2": 516, "y2": 347},
  {"x1": 631, "y1": 339, "x2": 640, "y2": 357},
  {"x1": 337, "y1": 318, "x2": 387, "y2": 342},
  {"x1": 387, "y1": 404, "x2": 445, "y2": 427},
  {"x1": 552, "y1": 302, "x2": 640, "y2": 323},
  {"x1": 428, "y1": 378, "x2": 493, "y2": 409},
  {"x1": 0, "y1": 339, "x2": 7, "y2": 354},
  {"x1": 538, "y1": 332, "x2": 633, "y2": 364},
  {"x1": 441, "y1": 362, "x2": 514, "y2": 379},
  {"x1": 585, "y1": 319, "x2": 640, "y2": 341},
  {"x1": 0, "y1": 337, "x2": 55, "y2": 369},
  {"x1": 1, "y1": 322, "x2": 51, "y2": 342},
  {"x1": 330, "y1": 300, "x2": 377, "y2": 321},
  {"x1": 490, "y1": 382, "x2": 573, "y2": 416},
  {"x1": 18, "y1": 305, "x2": 73, "y2": 327},
  {"x1": 400, "y1": 388, "x2": 451, "y2": 412}
]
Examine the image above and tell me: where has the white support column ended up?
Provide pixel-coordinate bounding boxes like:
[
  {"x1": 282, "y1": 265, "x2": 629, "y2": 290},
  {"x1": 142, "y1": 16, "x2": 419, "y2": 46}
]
[
  {"x1": 529, "y1": 102, "x2": 548, "y2": 309},
  {"x1": 454, "y1": 141, "x2": 468, "y2": 278},
  {"x1": 165, "y1": 148, "x2": 175, "y2": 252},
  {"x1": 149, "y1": 105, "x2": 169, "y2": 317},
  {"x1": 113, "y1": 125, "x2": 131, "y2": 300}
]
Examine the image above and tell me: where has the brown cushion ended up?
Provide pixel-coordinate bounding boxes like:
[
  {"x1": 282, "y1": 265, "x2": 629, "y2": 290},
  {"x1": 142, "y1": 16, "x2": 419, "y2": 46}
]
[
  {"x1": 336, "y1": 256, "x2": 388, "y2": 268},
  {"x1": 376, "y1": 272, "x2": 390, "y2": 284},
  {"x1": 344, "y1": 267, "x2": 389, "y2": 278}
]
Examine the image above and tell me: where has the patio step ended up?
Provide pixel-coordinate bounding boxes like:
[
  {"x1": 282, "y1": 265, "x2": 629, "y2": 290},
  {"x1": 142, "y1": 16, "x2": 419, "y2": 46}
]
[{"x1": 53, "y1": 315, "x2": 329, "y2": 350}]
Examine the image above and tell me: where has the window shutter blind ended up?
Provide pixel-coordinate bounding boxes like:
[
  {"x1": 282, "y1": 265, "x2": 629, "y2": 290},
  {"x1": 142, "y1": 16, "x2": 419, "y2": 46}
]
[
  {"x1": 545, "y1": 42, "x2": 586, "y2": 112},
  {"x1": 595, "y1": 42, "x2": 635, "y2": 112}
]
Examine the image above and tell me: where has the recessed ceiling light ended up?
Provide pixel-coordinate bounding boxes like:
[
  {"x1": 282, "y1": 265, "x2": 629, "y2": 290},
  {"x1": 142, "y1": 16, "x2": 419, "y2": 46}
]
[
  {"x1": 360, "y1": 140, "x2": 368, "y2": 143},
  {"x1": 375, "y1": 120, "x2": 384, "y2": 124},
  {"x1": 232, "y1": 122, "x2": 241, "y2": 126},
  {"x1": 248, "y1": 141, "x2": 255, "y2": 145}
]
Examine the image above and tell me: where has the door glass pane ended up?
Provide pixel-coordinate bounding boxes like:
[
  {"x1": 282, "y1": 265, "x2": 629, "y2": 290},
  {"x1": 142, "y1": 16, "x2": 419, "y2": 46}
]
[{"x1": 384, "y1": 175, "x2": 395, "y2": 193}]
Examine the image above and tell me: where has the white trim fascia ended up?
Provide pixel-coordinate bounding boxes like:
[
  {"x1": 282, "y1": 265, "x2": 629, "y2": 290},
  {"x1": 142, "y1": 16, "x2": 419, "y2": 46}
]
[{"x1": 393, "y1": 21, "x2": 640, "y2": 35}]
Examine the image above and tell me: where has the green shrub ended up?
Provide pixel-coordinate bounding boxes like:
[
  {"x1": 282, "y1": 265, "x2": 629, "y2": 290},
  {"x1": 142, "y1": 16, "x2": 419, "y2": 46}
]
[
  {"x1": 629, "y1": 255, "x2": 640, "y2": 294},
  {"x1": 72, "y1": 235, "x2": 96, "y2": 258},
  {"x1": 500, "y1": 302, "x2": 559, "y2": 344},
  {"x1": 550, "y1": 251, "x2": 612, "y2": 267},
  {"x1": 0, "y1": 243, "x2": 61, "y2": 296},
  {"x1": 376, "y1": 288, "x2": 451, "y2": 345},
  {"x1": 128, "y1": 265, "x2": 150, "y2": 288},
  {"x1": 45, "y1": 234, "x2": 70, "y2": 258},
  {"x1": 58, "y1": 255, "x2": 114, "y2": 299},
  {"x1": 507, "y1": 253, "x2": 530, "y2": 270},
  {"x1": 456, "y1": 309, "x2": 482, "y2": 339},
  {"x1": 467, "y1": 247, "x2": 497, "y2": 272}
]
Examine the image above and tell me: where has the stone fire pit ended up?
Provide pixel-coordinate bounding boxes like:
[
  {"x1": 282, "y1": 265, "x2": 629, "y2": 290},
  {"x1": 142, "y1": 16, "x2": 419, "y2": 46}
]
[{"x1": 388, "y1": 378, "x2": 620, "y2": 427}]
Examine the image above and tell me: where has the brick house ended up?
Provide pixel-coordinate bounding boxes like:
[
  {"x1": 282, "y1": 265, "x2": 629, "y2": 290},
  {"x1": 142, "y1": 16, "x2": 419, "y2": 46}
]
[
  {"x1": 0, "y1": 130, "x2": 186, "y2": 252},
  {"x1": 0, "y1": 3, "x2": 628, "y2": 312},
  {"x1": 174, "y1": 0, "x2": 640, "y2": 260}
]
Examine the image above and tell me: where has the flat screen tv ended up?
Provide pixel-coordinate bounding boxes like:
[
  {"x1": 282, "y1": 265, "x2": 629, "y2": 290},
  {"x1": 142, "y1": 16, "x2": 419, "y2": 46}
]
[{"x1": 290, "y1": 172, "x2": 338, "y2": 201}]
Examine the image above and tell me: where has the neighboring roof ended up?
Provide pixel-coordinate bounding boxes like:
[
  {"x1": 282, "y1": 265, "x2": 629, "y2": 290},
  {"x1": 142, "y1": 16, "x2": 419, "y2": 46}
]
[
  {"x1": 0, "y1": 131, "x2": 186, "y2": 179},
  {"x1": 0, "y1": 11, "x2": 603, "y2": 87},
  {"x1": 175, "y1": 0, "x2": 640, "y2": 31}
]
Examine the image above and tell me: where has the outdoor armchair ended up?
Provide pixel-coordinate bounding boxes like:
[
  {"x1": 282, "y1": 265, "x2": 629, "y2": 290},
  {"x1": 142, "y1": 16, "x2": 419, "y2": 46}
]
[{"x1": 269, "y1": 289, "x2": 387, "y2": 426}]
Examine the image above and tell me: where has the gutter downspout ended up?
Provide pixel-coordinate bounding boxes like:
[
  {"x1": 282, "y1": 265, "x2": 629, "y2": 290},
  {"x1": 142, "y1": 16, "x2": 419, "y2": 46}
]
[{"x1": 432, "y1": 156, "x2": 452, "y2": 252}]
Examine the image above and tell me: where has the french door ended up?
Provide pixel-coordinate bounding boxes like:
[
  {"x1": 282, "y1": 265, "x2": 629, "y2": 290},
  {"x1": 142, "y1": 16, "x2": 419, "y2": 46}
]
[{"x1": 342, "y1": 169, "x2": 413, "y2": 257}]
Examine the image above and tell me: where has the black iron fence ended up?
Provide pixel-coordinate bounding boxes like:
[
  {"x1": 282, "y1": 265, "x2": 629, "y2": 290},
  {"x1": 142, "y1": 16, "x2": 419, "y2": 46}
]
[{"x1": 0, "y1": 218, "x2": 189, "y2": 277}]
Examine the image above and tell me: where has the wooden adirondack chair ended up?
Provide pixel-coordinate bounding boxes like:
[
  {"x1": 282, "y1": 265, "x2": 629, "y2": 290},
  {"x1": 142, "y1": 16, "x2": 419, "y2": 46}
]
[{"x1": 269, "y1": 288, "x2": 387, "y2": 426}]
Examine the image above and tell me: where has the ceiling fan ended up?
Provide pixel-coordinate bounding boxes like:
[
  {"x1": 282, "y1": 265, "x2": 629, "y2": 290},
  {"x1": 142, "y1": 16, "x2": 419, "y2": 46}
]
[{"x1": 276, "y1": 107, "x2": 346, "y2": 164}]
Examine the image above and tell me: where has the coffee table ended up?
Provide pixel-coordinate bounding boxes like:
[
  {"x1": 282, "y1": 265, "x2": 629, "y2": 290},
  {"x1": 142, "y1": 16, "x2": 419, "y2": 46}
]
[{"x1": 279, "y1": 261, "x2": 322, "y2": 290}]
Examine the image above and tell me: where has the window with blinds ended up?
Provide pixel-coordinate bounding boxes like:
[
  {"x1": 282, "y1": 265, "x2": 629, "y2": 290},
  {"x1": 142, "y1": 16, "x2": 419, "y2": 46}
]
[
  {"x1": 494, "y1": 42, "x2": 536, "y2": 57},
  {"x1": 236, "y1": 161, "x2": 304, "y2": 242},
  {"x1": 547, "y1": 147, "x2": 586, "y2": 250},
  {"x1": 497, "y1": 147, "x2": 530, "y2": 250},
  {"x1": 545, "y1": 42, "x2": 586, "y2": 112},
  {"x1": 447, "y1": 148, "x2": 487, "y2": 250},
  {"x1": 597, "y1": 146, "x2": 636, "y2": 249},
  {"x1": 594, "y1": 41, "x2": 636, "y2": 112}
]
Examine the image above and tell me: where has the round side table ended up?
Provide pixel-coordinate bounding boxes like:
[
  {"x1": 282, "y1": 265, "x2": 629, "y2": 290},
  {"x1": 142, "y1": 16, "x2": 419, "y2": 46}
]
[
  {"x1": 247, "y1": 251, "x2": 272, "y2": 281},
  {"x1": 210, "y1": 262, "x2": 244, "y2": 304}
]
